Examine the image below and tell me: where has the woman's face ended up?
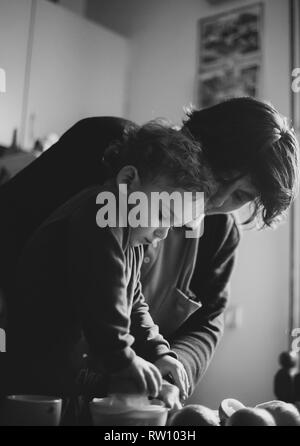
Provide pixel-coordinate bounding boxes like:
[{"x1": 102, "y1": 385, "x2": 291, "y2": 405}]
[{"x1": 205, "y1": 175, "x2": 258, "y2": 215}]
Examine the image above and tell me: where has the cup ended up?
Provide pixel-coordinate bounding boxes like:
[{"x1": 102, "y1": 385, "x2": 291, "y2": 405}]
[{"x1": 0, "y1": 395, "x2": 62, "y2": 426}]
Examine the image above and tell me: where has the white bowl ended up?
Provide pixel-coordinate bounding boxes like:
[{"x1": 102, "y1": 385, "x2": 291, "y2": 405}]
[{"x1": 89, "y1": 397, "x2": 168, "y2": 426}]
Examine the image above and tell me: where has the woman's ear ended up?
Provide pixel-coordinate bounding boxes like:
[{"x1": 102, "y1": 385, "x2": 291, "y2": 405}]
[{"x1": 116, "y1": 165, "x2": 141, "y2": 191}]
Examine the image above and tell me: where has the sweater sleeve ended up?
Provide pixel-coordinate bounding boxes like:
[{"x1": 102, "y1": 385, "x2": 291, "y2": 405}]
[
  {"x1": 130, "y1": 265, "x2": 177, "y2": 363},
  {"x1": 169, "y1": 215, "x2": 241, "y2": 395},
  {"x1": 68, "y1": 197, "x2": 137, "y2": 374}
]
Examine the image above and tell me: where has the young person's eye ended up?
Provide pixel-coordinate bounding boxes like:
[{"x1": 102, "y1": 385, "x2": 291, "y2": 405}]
[
  {"x1": 234, "y1": 191, "x2": 243, "y2": 202},
  {"x1": 234, "y1": 191, "x2": 253, "y2": 203}
]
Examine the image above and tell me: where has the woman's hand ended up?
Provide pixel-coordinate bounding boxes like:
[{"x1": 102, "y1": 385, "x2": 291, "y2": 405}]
[
  {"x1": 155, "y1": 355, "x2": 189, "y2": 399},
  {"x1": 110, "y1": 355, "x2": 163, "y2": 398}
]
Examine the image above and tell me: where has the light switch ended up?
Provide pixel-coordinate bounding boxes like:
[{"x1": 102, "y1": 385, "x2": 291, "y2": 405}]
[{"x1": 0, "y1": 328, "x2": 6, "y2": 352}]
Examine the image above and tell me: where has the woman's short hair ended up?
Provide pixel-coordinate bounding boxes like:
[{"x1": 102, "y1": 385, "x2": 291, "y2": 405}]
[
  {"x1": 183, "y1": 97, "x2": 300, "y2": 226},
  {"x1": 103, "y1": 120, "x2": 213, "y2": 195}
]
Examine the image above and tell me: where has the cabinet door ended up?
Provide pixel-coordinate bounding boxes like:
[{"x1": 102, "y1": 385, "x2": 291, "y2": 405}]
[
  {"x1": 24, "y1": 0, "x2": 129, "y2": 149},
  {"x1": 0, "y1": 0, "x2": 32, "y2": 147}
]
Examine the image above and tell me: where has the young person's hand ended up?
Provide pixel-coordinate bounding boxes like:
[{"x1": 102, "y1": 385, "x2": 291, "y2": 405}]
[
  {"x1": 155, "y1": 356, "x2": 189, "y2": 400},
  {"x1": 157, "y1": 380, "x2": 183, "y2": 410},
  {"x1": 111, "y1": 355, "x2": 163, "y2": 398}
]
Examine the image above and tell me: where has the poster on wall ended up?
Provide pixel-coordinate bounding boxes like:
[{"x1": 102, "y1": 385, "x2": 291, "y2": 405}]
[{"x1": 196, "y1": 2, "x2": 263, "y2": 108}]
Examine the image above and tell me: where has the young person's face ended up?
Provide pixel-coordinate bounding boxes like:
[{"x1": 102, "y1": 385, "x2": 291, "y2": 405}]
[
  {"x1": 116, "y1": 166, "x2": 200, "y2": 247},
  {"x1": 205, "y1": 174, "x2": 258, "y2": 215}
]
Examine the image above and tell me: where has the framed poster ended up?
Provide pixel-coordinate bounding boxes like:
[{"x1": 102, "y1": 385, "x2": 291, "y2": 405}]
[
  {"x1": 197, "y1": 3, "x2": 263, "y2": 107},
  {"x1": 198, "y1": 60, "x2": 260, "y2": 108}
]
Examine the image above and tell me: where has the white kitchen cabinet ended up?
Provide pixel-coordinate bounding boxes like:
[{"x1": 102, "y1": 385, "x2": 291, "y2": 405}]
[{"x1": 0, "y1": 0, "x2": 32, "y2": 147}]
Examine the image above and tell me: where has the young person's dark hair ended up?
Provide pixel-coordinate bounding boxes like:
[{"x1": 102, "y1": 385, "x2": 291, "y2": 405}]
[
  {"x1": 103, "y1": 120, "x2": 213, "y2": 195},
  {"x1": 183, "y1": 97, "x2": 300, "y2": 226}
]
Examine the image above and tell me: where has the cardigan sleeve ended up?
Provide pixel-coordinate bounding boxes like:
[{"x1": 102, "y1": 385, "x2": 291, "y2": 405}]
[
  {"x1": 169, "y1": 215, "x2": 241, "y2": 395},
  {"x1": 130, "y1": 267, "x2": 177, "y2": 363},
  {"x1": 67, "y1": 197, "x2": 137, "y2": 374}
]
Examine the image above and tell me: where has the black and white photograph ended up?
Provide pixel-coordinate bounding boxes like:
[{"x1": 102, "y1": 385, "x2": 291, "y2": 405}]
[
  {"x1": 0, "y1": 0, "x2": 300, "y2": 429},
  {"x1": 197, "y1": 3, "x2": 262, "y2": 108},
  {"x1": 199, "y1": 3, "x2": 263, "y2": 67},
  {"x1": 198, "y1": 61, "x2": 260, "y2": 107}
]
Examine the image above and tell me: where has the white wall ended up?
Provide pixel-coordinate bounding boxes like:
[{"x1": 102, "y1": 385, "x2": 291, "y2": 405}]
[
  {"x1": 86, "y1": 0, "x2": 146, "y2": 36},
  {"x1": 189, "y1": 223, "x2": 290, "y2": 408},
  {"x1": 23, "y1": 0, "x2": 130, "y2": 149},
  {"x1": 122, "y1": 0, "x2": 291, "y2": 408},
  {"x1": 126, "y1": 0, "x2": 290, "y2": 125},
  {"x1": 0, "y1": 0, "x2": 32, "y2": 146}
]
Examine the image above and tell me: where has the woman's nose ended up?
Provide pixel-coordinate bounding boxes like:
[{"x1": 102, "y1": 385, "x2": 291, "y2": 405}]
[{"x1": 153, "y1": 226, "x2": 170, "y2": 240}]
